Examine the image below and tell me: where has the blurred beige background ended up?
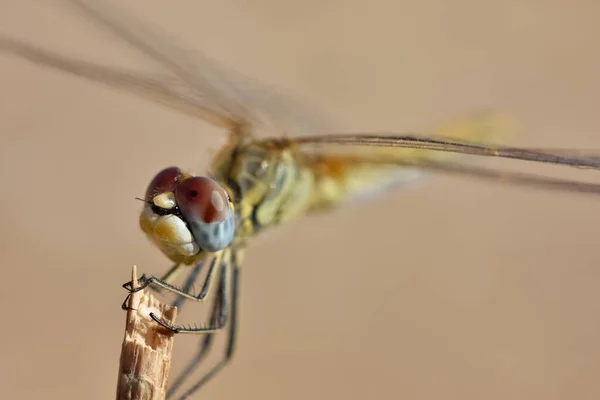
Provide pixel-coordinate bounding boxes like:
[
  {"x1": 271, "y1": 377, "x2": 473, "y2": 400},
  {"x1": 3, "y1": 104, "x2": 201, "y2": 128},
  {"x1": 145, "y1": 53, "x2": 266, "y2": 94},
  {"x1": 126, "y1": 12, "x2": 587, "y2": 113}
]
[{"x1": 1, "y1": 0, "x2": 600, "y2": 399}]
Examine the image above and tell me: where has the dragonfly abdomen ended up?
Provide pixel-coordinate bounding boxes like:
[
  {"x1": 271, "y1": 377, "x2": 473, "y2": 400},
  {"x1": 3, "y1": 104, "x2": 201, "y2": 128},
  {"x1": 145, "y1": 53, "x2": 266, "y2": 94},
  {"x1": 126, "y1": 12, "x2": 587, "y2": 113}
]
[{"x1": 304, "y1": 155, "x2": 424, "y2": 211}]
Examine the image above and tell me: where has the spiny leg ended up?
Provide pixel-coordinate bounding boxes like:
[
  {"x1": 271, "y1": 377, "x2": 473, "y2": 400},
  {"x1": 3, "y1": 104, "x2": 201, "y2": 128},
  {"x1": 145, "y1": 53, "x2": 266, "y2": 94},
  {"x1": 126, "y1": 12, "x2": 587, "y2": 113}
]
[
  {"x1": 148, "y1": 263, "x2": 181, "y2": 295},
  {"x1": 121, "y1": 263, "x2": 183, "y2": 310},
  {"x1": 172, "y1": 261, "x2": 204, "y2": 310},
  {"x1": 119, "y1": 264, "x2": 177, "y2": 310},
  {"x1": 124, "y1": 252, "x2": 221, "y2": 304},
  {"x1": 149, "y1": 252, "x2": 226, "y2": 333},
  {"x1": 122, "y1": 253, "x2": 222, "y2": 331},
  {"x1": 174, "y1": 264, "x2": 240, "y2": 399},
  {"x1": 121, "y1": 250, "x2": 238, "y2": 396},
  {"x1": 166, "y1": 262, "x2": 228, "y2": 398}
]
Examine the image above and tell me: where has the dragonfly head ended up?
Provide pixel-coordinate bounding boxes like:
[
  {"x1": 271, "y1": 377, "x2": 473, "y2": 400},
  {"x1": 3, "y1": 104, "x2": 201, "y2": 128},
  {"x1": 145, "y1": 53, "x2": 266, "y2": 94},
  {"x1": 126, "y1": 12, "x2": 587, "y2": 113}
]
[{"x1": 139, "y1": 166, "x2": 236, "y2": 263}]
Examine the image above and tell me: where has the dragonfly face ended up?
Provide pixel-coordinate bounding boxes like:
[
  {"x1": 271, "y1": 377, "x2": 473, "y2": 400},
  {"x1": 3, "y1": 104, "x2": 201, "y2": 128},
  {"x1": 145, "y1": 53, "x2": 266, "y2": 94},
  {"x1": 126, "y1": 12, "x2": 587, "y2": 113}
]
[{"x1": 139, "y1": 166, "x2": 236, "y2": 263}]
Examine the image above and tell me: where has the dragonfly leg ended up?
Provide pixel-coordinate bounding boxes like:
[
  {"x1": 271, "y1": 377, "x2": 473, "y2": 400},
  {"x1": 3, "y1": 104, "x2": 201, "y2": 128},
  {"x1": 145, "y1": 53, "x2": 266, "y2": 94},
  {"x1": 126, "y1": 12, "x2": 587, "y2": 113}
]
[
  {"x1": 166, "y1": 333, "x2": 215, "y2": 399},
  {"x1": 148, "y1": 256, "x2": 228, "y2": 333},
  {"x1": 170, "y1": 265, "x2": 240, "y2": 400},
  {"x1": 122, "y1": 253, "x2": 224, "y2": 331},
  {"x1": 121, "y1": 251, "x2": 239, "y2": 396},
  {"x1": 166, "y1": 262, "x2": 230, "y2": 398},
  {"x1": 147, "y1": 262, "x2": 181, "y2": 295},
  {"x1": 172, "y1": 261, "x2": 205, "y2": 310},
  {"x1": 120, "y1": 263, "x2": 181, "y2": 310},
  {"x1": 123, "y1": 253, "x2": 220, "y2": 302}
]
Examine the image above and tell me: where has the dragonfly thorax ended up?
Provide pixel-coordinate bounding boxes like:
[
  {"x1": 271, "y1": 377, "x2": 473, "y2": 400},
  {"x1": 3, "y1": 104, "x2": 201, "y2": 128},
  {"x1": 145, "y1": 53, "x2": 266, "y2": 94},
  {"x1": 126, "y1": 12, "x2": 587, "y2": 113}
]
[{"x1": 216, "y1": 141, "x2": 315, "y2": 233}]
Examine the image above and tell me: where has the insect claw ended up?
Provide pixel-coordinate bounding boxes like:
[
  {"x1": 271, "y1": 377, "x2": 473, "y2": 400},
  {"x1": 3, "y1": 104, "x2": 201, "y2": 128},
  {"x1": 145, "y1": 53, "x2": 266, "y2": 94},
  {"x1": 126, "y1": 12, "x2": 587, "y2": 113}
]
[
  {"x1": 122, "y1": 275, "x2": 150, "y2": 293},
  {"x1": 149, "y1": 312, "x2": 179, "y2": 333},
  {"x1": 120, "y1": 294, "x2": 137, "y2": 311}
]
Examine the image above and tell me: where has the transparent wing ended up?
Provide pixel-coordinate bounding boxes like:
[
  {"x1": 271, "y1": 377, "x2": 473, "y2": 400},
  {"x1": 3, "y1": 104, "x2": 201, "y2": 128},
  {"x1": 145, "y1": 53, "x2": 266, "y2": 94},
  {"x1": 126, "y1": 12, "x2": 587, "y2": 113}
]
[
  {"x1": 287, "y1": 114, "x2": 600, "y2": 198},
  {"x1": 291, "y1": 144, "x2": 600, "y2": 199},
  {"x1": 62, "y1": 0, "x2": 336, "y2": 136},
  {"x1": 319, "y1": 154, "x2": 600, "y2": 196},
  {"x1": 0, "y1": 36, "x2": 238, "y2": 129},
  {"x1": 294, "y1": 133, "x2": 600, "y2": 170}
]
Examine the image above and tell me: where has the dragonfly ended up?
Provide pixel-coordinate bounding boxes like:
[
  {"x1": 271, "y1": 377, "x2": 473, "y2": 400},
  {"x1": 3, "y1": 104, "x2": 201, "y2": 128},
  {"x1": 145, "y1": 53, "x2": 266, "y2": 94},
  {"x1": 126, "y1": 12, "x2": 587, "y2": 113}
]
[{"x1": 3, "y1": 1, "x2": 600, "y2": 398}]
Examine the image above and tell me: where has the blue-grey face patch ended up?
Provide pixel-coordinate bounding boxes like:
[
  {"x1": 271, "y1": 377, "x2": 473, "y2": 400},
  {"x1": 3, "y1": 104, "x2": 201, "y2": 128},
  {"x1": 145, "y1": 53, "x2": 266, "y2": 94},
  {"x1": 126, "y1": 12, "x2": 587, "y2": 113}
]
[
  {"x1": 173, "y1": 176, "x2": 236, "y2": 252},
  {"x1": 187, "y1": 210, "x2": 235, "y2": 252}
]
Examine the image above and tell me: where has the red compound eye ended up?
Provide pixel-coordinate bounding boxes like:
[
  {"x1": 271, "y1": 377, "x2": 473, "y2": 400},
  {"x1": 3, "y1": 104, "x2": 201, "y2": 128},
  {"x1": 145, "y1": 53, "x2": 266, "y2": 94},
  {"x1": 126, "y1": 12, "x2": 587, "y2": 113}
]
[
  {"x1": 175, "y1": 177, "x2": 231, "y2": 224},
  {"x1": 145, "y1": 167, "x2": 181, "y2": 201}
]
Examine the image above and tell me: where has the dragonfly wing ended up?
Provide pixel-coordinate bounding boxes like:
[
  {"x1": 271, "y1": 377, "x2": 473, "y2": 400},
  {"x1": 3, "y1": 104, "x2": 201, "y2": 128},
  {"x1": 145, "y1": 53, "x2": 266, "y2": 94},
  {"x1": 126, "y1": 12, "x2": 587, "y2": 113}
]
[
  {"x1": 0, "y1": 36, "x2": 240, "y2": 129},
  {"x1": 288, "y1": 113, "x2": 600, "y2": 209},
  {"x1": 296, "y1": 113, "x2": 517, "y2": 207},
  {"x1": 64, "y1": 0, "x2": 337, "y2": 137},
  {"x1": 294, "y1": 111, "x2": 600, "y2": 170},
  {"x1": 302, "y1": 151, "x2": 600, "y2": 212}
]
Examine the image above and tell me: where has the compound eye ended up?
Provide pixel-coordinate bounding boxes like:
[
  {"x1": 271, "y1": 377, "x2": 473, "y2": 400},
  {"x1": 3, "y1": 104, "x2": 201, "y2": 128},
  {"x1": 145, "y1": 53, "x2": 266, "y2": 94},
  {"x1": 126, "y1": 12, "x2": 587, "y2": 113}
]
[
  {"x1": 145, "y1": 167, "x2": 181, "y2": 201},
  {"x1": 175, "y1": 177, "x2": 230, "y2": 223},
  {"x1": 174, "y1": 177, "x2": 235, "y2": 252}
]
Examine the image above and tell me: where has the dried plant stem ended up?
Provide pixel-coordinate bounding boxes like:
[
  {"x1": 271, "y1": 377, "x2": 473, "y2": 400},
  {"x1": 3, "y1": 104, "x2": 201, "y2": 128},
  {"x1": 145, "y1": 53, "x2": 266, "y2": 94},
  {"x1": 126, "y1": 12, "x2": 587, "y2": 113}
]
[{"x1": 116, "y1": 265, "x2": 178, "y2": 400}]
